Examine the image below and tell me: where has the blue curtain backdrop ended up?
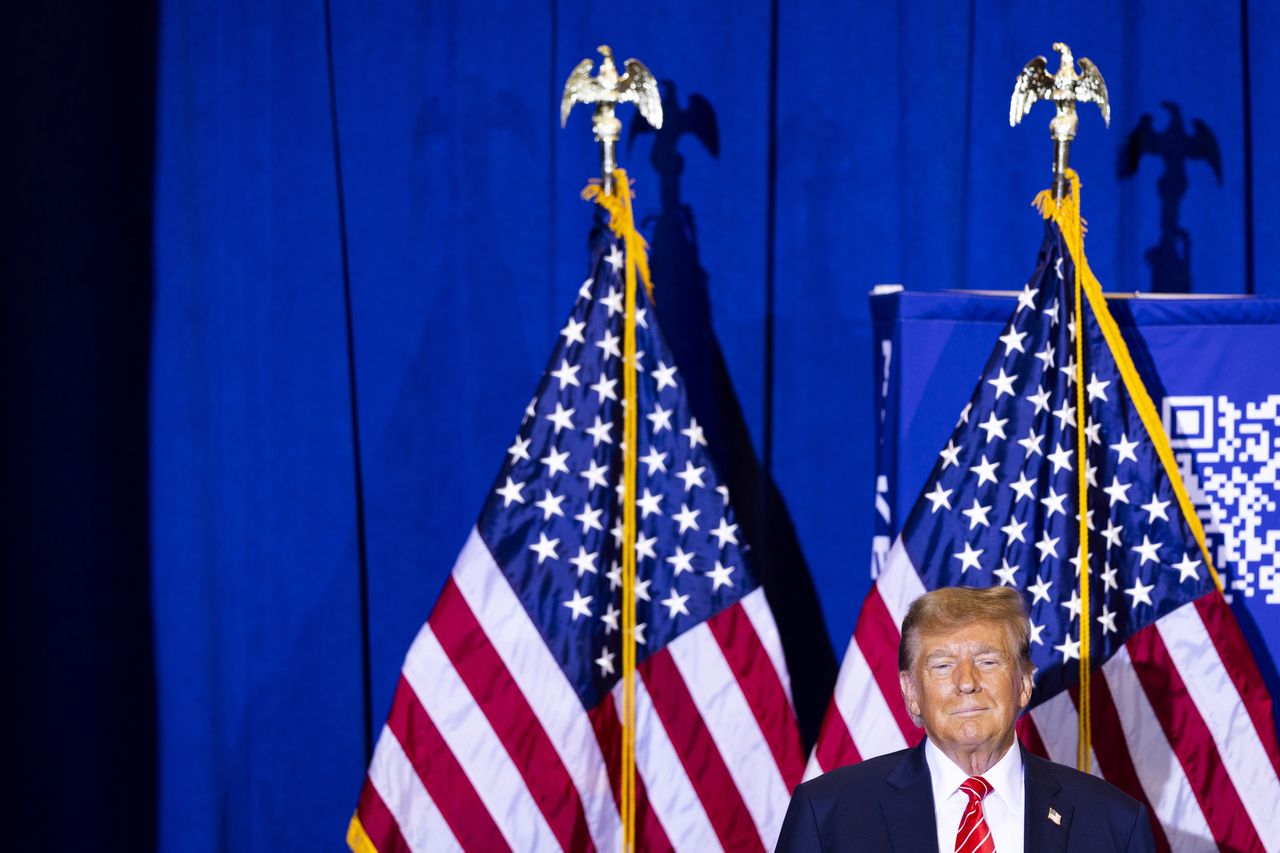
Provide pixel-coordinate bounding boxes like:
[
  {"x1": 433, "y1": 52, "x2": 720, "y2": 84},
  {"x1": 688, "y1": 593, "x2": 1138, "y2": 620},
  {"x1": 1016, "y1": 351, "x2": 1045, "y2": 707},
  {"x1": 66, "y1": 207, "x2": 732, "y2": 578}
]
[{"x1": 8, "y1": 1, "x2": 1279, "y2": 850}]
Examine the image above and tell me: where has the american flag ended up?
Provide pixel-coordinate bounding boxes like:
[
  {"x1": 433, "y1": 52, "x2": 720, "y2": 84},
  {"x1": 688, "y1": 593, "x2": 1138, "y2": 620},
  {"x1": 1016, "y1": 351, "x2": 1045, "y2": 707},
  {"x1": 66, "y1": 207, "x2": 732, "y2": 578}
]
[
  {"x1": 349, "y1": 208, "x2": 803, "y2": 852},
  {"x1": 809, "y1": 215, "x2": 1280, "y2": 851}
]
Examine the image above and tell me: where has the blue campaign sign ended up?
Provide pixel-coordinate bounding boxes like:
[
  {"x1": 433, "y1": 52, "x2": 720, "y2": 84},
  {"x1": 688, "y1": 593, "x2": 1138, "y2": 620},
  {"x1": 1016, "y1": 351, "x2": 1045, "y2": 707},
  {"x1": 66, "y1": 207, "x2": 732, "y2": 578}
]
[{"x1": 870, "y1": 287, "x2": 1280, "y2": 710}]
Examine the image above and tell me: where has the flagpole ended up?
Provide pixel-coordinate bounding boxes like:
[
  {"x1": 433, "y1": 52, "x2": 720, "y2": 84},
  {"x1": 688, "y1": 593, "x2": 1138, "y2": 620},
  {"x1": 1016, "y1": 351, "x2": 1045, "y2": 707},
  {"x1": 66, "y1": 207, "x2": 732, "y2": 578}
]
[
  {"x1": 1013, "y1": 42, "x2": 1111, "y2": 771},
  {"x1": 582, "y1": 170, "x2": 656, "y2": 853},
  {"x1": 1034, "y1": 180, "x2": 1095, "y2": 772},
  {"x1": 1034, "y1": 169, "x2": 1230, "y2": 778},
  {"x1": 1070, "y1": 196, "x2": 1092, "y2": 773},
  {"x1": 563, "y1": 50, "x2": 662, "y2": 852},
  {"x1": 618, "y1": 170, "x2": 640, "y2": 853}
]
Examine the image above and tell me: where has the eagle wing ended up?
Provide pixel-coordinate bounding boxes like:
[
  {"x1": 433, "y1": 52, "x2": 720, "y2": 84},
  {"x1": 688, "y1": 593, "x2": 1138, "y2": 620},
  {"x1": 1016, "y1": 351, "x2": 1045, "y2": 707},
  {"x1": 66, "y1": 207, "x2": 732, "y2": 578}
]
[
  {"x1": 1010, "y1": 56, "x2": 1053, "y2": 126},
  {"x1": 685, "y1": 92, "x2": 719, "y2": 158},
  {"x1": 560, "y1": 58, "x2": 599, "y2": 127},
  {"x1": 1190, "y1": 118, "x2": 1223, "y2": 184},
  {"x1": 1074, "y1": 57, "x2": 1110, "y2": 127},
  {"x1": 1116, "y1": 113, "x2": 1157, "y2": 179},
  {"x1": 619, "y1": 58, "x2": 663, "y2": 130}
]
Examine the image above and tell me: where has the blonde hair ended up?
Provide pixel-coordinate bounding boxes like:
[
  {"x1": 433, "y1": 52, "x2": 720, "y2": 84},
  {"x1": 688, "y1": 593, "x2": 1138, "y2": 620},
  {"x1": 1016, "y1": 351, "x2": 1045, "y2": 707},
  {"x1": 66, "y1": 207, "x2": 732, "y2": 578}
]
[{"x1": 898, "y1": 586, "x2": 1032, "y2": 675}]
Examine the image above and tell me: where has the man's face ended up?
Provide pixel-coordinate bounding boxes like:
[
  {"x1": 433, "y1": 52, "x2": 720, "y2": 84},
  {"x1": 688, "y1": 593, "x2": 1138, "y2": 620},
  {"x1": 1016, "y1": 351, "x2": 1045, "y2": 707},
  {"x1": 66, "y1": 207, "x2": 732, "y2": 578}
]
[{"x1": 898, "y1": 620, "x2": 1033, "y2": 761}]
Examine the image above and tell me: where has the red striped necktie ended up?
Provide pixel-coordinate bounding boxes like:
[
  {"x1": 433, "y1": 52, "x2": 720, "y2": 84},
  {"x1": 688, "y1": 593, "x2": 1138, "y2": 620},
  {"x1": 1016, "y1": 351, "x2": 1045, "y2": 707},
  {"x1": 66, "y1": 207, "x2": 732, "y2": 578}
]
[{"x1": 954, "y1": 775, "x2": 997, "y2": 853}]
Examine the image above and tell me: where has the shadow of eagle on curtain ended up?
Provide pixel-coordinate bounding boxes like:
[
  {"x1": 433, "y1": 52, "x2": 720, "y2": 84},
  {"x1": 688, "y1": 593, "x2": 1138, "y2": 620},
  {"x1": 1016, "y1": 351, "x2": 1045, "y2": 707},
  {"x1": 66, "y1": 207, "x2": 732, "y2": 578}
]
[{"x1": 1117, "y1": 102, "x2": 1222, "y2": 293}]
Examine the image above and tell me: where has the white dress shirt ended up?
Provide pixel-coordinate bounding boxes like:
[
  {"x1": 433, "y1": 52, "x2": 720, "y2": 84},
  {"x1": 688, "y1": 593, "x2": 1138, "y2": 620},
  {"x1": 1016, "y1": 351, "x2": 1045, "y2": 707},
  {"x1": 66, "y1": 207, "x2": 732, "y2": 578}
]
[{"x1": 924, "y1": 736, "x2": 1025, "y2": 853}]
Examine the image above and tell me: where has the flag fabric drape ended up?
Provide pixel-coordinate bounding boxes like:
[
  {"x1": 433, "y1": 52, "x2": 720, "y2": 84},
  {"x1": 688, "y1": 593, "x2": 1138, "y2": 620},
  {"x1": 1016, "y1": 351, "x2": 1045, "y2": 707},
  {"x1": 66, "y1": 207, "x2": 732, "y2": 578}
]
[
  {"x1": 349, "y1": 192, "x2": 803, "y2": 852},
  {"x1": 810, "y1": 182, "x2": 1280, "y2": 852}
]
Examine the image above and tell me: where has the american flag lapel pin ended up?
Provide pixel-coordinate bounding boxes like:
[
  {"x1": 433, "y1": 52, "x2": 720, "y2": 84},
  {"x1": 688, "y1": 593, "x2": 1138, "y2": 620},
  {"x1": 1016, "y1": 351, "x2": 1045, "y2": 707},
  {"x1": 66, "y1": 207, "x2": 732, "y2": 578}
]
[{"x1": 1048, "y1": 807, "x2": 1062, "y2": 826}]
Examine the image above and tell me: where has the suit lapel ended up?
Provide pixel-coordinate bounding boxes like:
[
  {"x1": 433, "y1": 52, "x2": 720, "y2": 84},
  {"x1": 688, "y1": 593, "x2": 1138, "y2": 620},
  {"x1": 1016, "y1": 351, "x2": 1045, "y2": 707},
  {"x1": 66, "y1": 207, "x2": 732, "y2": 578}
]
[
  {"x1": 1023, "y1": 750, "x2": 1071, "y2": 853},
  {"x1": 880, "y1": 740, "x2": 940, "y2": 853}
]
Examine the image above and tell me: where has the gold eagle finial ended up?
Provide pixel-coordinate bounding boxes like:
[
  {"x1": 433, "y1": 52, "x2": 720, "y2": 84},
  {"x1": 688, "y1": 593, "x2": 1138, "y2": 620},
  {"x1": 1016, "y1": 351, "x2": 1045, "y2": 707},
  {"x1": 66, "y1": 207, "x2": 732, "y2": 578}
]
[
  {"x1": 1011, "y1": 42, "x2": 1110, "y2": 198},
  {"x1": 561, "y1": 46, "x2": 663, "y2": 194}
]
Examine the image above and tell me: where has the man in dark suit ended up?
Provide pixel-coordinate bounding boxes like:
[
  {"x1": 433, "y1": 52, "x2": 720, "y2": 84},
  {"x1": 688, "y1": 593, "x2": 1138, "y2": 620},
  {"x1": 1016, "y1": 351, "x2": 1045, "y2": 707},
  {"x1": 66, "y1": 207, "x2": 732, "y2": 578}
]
[{"x1": 776, "y1": 586, "x2": 1155, "y2": 852}]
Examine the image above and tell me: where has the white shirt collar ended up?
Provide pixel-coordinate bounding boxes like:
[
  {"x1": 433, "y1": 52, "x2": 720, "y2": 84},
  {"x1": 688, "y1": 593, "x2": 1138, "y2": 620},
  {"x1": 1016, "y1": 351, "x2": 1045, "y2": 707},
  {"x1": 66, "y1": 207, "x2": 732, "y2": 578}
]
[{"x1": 923, "y1": 735, "x2": 1024, "y2": 817}]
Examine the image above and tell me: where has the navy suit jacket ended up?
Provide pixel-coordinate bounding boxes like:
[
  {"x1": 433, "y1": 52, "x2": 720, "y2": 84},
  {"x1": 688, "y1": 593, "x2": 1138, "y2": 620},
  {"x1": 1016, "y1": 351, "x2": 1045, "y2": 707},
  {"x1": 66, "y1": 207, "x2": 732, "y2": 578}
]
[{"x1": 775, "y1": 741, "x2": 1155, "y2": 852}]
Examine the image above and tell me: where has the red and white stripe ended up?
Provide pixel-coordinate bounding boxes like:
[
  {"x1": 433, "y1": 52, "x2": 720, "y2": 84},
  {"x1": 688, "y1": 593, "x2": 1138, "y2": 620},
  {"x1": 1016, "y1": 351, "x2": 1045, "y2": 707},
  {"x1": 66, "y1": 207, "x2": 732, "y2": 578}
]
[
  {"x1": 808, "y1": 535, "x2": 1280, "y2": 852},
  {"x1": 805, "y1": 539, "x2": 924, "y2": 780},
  {"x1": 353, "y1": 528, "x2": 803, "y2": 852}
]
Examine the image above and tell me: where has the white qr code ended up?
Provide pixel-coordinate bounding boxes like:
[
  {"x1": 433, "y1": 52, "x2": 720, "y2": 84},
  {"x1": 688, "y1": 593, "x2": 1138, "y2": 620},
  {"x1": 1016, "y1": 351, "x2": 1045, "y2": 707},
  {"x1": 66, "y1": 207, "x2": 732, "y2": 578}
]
[{"x1": 1164, "y1": 395, "x2": 1280, "y2": 603}]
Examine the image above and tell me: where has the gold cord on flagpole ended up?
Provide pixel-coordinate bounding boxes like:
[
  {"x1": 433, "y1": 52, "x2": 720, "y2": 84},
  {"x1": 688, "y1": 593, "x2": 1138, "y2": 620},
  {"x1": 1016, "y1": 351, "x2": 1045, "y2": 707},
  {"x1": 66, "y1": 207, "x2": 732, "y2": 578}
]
[
  {"x1": 1033, "y1": 174, "x2": 1092, "y2": 771},
  {"x1": 1013, "y1": 40, "x2": 1112, "y2": 777},
  {"x1": 1034, "y1": 169, "x2": 1226, "y2": 774},
  {"x1": 1071, "y1": 207, "x2": 1092, "y2": 775},
  {"x1": 1034, "y1": 171, "x2": 1222, "y2": 594},
  {"x1": 584, "y1": 168, "x2": 652, "y2": 852},
  {"x1": 620, "y1": 174, "x2": 638, "y2": 853},
  {"x1": 559, "y1": 49, "x2": 662, "y2": 852}
]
